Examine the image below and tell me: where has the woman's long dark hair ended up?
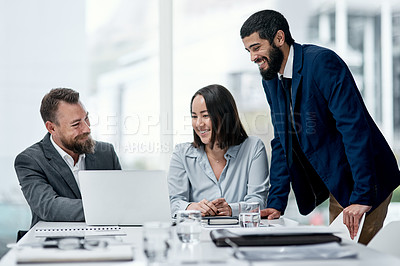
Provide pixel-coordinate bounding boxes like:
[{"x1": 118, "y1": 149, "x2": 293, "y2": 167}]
[{"x1": 191, "y1": 84, "x2": 248, "y2": 150}]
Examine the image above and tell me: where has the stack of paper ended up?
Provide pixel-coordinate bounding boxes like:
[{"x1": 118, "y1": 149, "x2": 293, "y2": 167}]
[
  {"x1": 234, "y1": 242, "x2": 357, "y2": 260},
  {"x1": 16, "y1": 245, "x2": 133, "y2": 263}
]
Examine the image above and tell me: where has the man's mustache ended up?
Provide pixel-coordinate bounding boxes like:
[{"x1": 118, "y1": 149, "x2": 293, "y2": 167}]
[{"x1": 75, "y1": 133, "x2": 91, "y2": 141}]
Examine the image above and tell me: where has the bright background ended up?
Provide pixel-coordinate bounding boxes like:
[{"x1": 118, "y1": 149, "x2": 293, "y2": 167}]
[{"x1": 1, "y1": 0, "x2": 400, "y2": 257}]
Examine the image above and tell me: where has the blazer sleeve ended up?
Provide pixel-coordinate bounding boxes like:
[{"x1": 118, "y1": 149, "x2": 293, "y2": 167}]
[
  {"x1": 14, "y1": 152, "x2": 85, "y2": 223},
  {"x1": 312, "y1": 50, "x2": 376, "y2": 205},
  {"x1": 263, "y1": 80, "x2": 291, "y2": 213},
  {"x1": 167, "y1": 145, "x2": 191, "y2": 217}
]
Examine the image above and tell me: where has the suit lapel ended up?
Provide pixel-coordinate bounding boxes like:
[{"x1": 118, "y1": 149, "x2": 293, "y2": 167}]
[
  {"x1": 292, "y1": 43, "x2": 303, "y2": 112},
  {"x1": 265, "y1": 78, "x2": 288, "y2": 151},
  {"x1": 42, "y1": 133, "x2": 81, "y2": 198},
  {"x1": 85, "y1": 153, "x2": 96, "y2": 169}
]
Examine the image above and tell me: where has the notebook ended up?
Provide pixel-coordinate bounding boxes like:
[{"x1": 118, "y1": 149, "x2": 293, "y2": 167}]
[
  {"x1": 210, "y1": 227, "x2": 341, "y2": 247},
  {"x1": 202, "y1": 216, "x2": 239, "y2": 225},
  {"x1": 34, "y1": 226, "x2": 125, "y2": 237},
  {"x1": 79, "y1": 170, "x2": 172, "y2": 225}
]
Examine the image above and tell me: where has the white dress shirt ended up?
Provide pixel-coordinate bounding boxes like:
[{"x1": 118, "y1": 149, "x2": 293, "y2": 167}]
[
  {"x1": 50, "y1": 135, "x2": 86, "y2": 188},
  {"x1": 167, "y1": 136, "x2": 270, "y2": 217},
  {"x1": 281, "y1": 44, "x2": 294, "y2": 79}
]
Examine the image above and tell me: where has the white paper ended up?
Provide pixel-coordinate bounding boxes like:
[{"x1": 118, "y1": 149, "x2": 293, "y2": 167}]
[
  {"x1": 224, "y1": 225, "x2": 340, "y2": 236},
  {"x1": 16, "y1": 245, "x2": 133, "y2": 263},
  {"x1": 329, "y1": 211, "x2": 365, "y2": 242},
  {"x1": 234, "y1": 242, "x2": 357, "y2": 260}
]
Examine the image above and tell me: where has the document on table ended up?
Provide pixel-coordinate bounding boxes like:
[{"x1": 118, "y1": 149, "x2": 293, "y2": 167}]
[
  {"x1": 221, "y1": 225, "x2": 340, "y2": 235},
  {"x1": 233, "y1": 242, "x2": 357, "y2": 260},
  {"x1": 329, "y1": 211, "x2": 365, "y2": 242},
  {"x1": 15, "y1": 245, "x2": 133, "y2": 263}
]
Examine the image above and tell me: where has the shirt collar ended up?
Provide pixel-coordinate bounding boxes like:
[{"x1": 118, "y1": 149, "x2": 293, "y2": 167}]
[
  {"x1": 187, "y1": 142, "x2": 241, "y2": 159},
  {"x1": 225, "y1": 144, "x2": 240, "y2": 159},
  {"x1": 50, "y1": 134, "x2": 85, "y2": 166},
  {"x1": 278, "y1": 45, "x2": 294, "y2": 80}
]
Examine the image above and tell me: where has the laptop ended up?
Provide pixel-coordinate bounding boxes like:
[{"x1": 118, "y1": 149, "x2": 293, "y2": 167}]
[{"x1": 79, "y1": 170, "x2": 172, "y2": 226}]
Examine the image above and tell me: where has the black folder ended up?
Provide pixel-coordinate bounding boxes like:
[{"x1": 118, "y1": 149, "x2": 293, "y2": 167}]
[{"x1": 210, "y1": 228, "x2": 341, "y2": 247}]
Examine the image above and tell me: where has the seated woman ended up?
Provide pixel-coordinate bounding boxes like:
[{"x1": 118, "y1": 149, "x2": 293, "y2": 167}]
[{"x1": 168, "y1": 84, "x2": 269, "y2": 217}]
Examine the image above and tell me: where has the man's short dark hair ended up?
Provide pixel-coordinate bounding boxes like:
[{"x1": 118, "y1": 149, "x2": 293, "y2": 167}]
[
  {"x1": 40, "y1": 88, "x2": 80, "y2": 125},
  {"x1": 240, "y1": 9, "x2": 295, "y2": 46},
  {"x1": 191, "y1": 84, "x2": 248, "y2": 150}
]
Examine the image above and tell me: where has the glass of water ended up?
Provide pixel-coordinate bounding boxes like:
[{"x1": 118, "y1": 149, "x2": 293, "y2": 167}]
[
  {"x1": 176, "y1": 210, "x2": 202, "y2": 243},
  {"x1": 239, "y1": 202, "x2": 260, "y2": 228},
  {"x1": 143, "y1": 222, "x2": 171, "y2": 263}
]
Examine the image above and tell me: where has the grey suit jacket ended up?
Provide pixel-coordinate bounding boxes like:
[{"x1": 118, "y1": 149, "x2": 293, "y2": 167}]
[{"x1": 15, "y1": 133, "x2": 122, "y2": 227}]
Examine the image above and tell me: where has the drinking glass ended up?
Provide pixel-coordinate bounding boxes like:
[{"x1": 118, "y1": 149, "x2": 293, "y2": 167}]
[
  {"x1": 175, "y1": 210, "x2": 202, "y2": 243},
  {"x1": 143, "y1": 222, "x2": 171, "y2": 263},
  {"x1": 239, "y1": 202, "x2": 260, "y2": 228}
]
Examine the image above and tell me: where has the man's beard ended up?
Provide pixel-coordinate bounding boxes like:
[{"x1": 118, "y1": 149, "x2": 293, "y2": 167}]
[
  {"x1": 260, "y1": 44, "x2": 284, "y2": 80},
  {"x1": 61, "y1": 133, "x2": 96, "y2": 154}
]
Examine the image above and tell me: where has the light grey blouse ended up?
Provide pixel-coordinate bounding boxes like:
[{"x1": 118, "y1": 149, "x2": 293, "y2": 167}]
[{"x1": 167, "y1": 136, "x2": 270, "y2": 217}]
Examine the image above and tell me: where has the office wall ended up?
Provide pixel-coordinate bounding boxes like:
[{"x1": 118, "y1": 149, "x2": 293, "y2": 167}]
[{"x1": 0, "y1": 0, "x2": 87, "y2": 257}]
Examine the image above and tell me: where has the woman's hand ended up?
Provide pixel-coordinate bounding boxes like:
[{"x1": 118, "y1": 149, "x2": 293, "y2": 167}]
[
  {"x1": 211, "y1": 198, "x2": 232, "y2": 216},
  {"x1": 187, "y1": 199, "x2": 219, "y2": 216}
]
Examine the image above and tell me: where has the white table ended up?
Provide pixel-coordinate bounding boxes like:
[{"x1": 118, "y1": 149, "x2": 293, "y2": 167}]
[{"x1": 1, "y1": 218, "x2": 399, "y2": 265}]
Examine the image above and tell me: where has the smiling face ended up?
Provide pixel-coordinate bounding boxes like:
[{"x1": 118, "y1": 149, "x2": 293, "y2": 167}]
[
  {"x1": 47, "y1": 101, "x2": 95, "y2": 157},
  {"x1": 242, "y1": 32, "x2": 284, "y2": 80},
  {"x1": 191, "y1": 95, "x2": 213, "y2": 146}
]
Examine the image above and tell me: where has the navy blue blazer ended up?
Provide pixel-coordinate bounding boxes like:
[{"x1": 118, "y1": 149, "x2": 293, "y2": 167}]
[{"x1": 263, "y1": 43, "x2": 400, "y2": 215}]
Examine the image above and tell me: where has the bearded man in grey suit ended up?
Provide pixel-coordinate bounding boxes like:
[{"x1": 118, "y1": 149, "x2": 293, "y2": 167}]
[{"x1": 15, "y1": 88, "x2": 121, "y2": 228}]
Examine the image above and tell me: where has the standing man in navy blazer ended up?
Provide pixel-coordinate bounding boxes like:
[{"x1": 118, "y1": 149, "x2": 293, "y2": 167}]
[
  {"x1": 241, "y1": 10, "x2": 400, "y2": 244},
  {"x1": 15, "y1": 88, "x2": 121, "y2": 228}
]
